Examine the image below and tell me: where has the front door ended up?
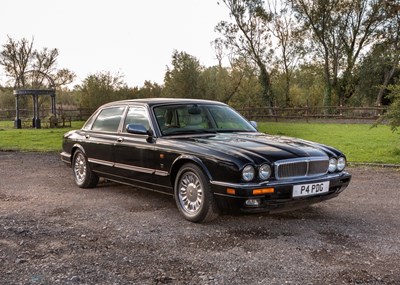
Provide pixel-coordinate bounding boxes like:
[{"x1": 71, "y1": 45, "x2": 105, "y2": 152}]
[{"x1": 113, "y1": 106, "x2": 165, "y2": 191}]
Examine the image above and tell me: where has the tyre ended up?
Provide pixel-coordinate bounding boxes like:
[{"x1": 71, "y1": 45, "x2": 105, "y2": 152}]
[
  {"x1": 174, "y1": 163, "x2": 219, "y2": 223},
  {"x1": 72, "y1": 149, "x2": 99, "y2": 188}
]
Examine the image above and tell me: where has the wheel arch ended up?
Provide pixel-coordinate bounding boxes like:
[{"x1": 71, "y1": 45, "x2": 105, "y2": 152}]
[
  {"x1": 170, "y1": 155, "x2": 213, "y2": 187},
  {"x1": 70, "y1": 144, "x2": 86, "y2": 163}
]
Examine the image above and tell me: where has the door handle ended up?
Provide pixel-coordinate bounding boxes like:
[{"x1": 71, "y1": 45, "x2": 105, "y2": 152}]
[{"x1": 117, "y1": 137, "x2": 124, "y2": 143}]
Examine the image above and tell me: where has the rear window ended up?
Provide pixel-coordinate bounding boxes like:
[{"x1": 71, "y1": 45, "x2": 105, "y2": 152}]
[{"x1": 91, "y1": 107, "x2": 125, "y2": 132}]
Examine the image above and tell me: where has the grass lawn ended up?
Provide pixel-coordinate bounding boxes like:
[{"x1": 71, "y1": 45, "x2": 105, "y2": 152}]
[
  {"x1": 258, "y1": 122, "x2": 400, "y2": 165},
  {"x1": 0, "y1": 121, "x2": 85, "y2": 152},
  {"x1": 0, "y1": 120, "x2": 399, "y2": 165}
]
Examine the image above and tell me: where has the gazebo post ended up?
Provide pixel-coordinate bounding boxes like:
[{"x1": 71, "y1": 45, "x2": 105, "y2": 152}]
[
  {"x1": 33, "y1": 94, "x2": 41, "y2": 129},
  {"x1": 32, "y1": 94, "x2": 36, "y2": 128},
  {"x1": 52, "y1": 94, "x2": 56, "y2": 115},
  {"x1": 14, "y1": 92, "x2": 21, "y2": 129}
]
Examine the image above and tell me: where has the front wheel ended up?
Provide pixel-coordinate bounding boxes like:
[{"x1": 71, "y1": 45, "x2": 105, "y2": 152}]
[
  {"x1": 72, "y1": 149, "x2": 99, "y2": 188},
  {"x1": 174, "y1": 163, "x2": 219, "y2": 223}
]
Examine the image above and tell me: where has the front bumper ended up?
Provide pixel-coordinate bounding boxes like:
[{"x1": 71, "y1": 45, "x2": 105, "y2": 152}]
[
  {"x1": 211, "y1": 172, "x2": 351, "y2": 213},
  {"x1": 60, "y1": 151, "x2": 72, "y2": 166}
]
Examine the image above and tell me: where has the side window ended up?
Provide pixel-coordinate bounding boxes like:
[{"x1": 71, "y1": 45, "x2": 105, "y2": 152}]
[
  {"x1": 123, "y1": 106, "x2": 150, "y2": 132},
  {"x1": 154, "y1": 106, "x2": 180, "y2": 132},
  {"x1": 91, "y1": 107, "x2": 125, "y2": 132}
]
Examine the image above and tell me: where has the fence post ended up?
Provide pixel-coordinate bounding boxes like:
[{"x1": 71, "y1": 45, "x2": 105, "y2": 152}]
[{"x1": 305, "y1": 104, "x2": 309, "y2": 123}]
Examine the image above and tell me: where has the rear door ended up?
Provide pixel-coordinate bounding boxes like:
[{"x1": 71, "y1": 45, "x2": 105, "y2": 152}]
[{"x1": 81, "y1": 106, "x2": 125, "y2": 174}]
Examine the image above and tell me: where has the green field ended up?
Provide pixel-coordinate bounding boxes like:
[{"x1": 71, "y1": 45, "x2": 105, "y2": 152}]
[
  {"x1": 0, "y1": 121, "x2": 85, "y2": 152},
  {"x1": 258, "y1": 122, "x2": 400, "y2": 165},
  {"x1": 0, "y1": 120, "x2": 399, "y2": 165}
]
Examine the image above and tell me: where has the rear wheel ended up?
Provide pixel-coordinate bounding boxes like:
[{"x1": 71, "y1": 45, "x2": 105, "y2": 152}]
[
  {"x1": 72, "y1": 150, "x2": 99, "y2": 188},
  {"x1": 174, "y1": 163, "x2": 219, "y2": 223}
]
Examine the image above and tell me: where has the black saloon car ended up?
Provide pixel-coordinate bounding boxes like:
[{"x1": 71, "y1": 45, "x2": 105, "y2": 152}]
[{"x1": 61, "y1": 99, "x2": 351, "y2": 222}]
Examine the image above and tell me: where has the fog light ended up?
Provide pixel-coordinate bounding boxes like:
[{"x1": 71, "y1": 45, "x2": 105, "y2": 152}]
[
  {"x1": 226, "y1": 188, "x2": 236, "y2": 195},
  {"x1": 253, "y1": 188, "x2": 274, "y2": 195},
  {"x1": 245, "y1": 198, "x2": 261, "y2": 207}
]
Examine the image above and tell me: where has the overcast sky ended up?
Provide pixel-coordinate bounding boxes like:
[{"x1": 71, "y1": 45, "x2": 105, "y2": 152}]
[{"x1": 1, "y1": 0, "x2": 230, "y2": 87}]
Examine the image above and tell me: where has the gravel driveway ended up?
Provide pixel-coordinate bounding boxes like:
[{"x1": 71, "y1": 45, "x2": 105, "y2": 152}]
[{"x1": 0, "y1": 151, "x2": 399, "y2": 285}]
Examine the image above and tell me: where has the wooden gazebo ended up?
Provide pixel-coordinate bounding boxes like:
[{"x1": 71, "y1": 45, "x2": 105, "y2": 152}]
[{"x1": 14, "y1": 70, "x2": 56, "y2": 129}]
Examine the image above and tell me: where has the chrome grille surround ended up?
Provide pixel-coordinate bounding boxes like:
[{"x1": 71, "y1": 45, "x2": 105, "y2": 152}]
[{"x1": 274, "y1": 157, "x2": 329, "y2": 180}]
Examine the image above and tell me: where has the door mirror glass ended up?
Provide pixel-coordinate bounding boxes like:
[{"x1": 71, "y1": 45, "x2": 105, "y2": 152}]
[{"x1": 126, "y1": 124, "x2": 149, "y2": 135}]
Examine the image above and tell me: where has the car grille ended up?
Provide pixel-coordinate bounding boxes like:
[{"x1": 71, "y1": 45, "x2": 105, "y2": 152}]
[{"x1": 274, "y1": 157, "x2": 329, "y2": 180}]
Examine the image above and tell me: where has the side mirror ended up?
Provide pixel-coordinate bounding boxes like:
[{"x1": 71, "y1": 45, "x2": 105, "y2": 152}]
[
  {"x1": 126, "y1": 124, "x2": 148, "y2": 135},
  {"x1": 250, "y1": 121, "x2": 258, "y2": 129},
  {"x1": 126, "y1": 124, "x2": 155, "y2": 143}
]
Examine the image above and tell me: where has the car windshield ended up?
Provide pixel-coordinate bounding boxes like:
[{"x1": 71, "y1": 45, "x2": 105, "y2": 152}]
[{"x1": 153, "y1": 104, "x2": 257, "y2": 136}]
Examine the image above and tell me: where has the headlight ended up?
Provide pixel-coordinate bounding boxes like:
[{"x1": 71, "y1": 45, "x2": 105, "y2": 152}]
[
  {"x1": 328, "y1": 158, "x2": 337, "y2": 172},
  {"x1": 259, "y1": 164, "x2": 271, "y2": 180},
  {"x1": 242, "y1": 165, "x2": 255, "y2": 182},
  {"x1": 337, "y1": 157, "x2": 346, "y2": 171}
]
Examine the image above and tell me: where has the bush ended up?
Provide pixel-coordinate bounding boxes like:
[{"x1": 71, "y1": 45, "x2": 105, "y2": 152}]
[{"x1": 376, "y1": 84, "x2": 400, "y2": 132}]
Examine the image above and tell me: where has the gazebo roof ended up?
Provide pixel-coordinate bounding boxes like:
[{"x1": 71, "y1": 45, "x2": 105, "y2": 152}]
[{"x1": 13, "y1": 89, "x2": 55, "y2": 96}]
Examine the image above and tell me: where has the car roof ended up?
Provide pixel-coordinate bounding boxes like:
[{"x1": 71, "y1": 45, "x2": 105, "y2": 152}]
[{"x1": 100, "y1": 98, "x2": 227, "y2": 108}]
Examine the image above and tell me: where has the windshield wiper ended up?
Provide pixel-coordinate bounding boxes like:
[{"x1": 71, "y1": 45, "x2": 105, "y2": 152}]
[
  {"x1": 163, "y1": 129, "x2": 217, "y2": 136},
  {"x1": 215, "y1": 129, "x2": 255, "y2": 133}
]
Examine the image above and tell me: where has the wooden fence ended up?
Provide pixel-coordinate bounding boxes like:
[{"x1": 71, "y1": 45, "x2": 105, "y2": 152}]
[
  {"x1": 0, "y1": 105, "x2": 387, "y2": 123},
  {"x1": 236, "y1": 105, "x2": 387, "y2": 122},
  {"x1": 0, "y1": 107, "x2": 95, "y2": 122}
]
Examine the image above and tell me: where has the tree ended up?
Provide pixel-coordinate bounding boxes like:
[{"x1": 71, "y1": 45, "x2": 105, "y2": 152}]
[
  {"x1": 340, "y1": 0, "x2": 386, "y2": 103},
  {"x1": 54, "y1": 68, "x2": 76, "y2": 88},
  {"x1": 354, "y1": 42, "x2": 400, "y2": 106},
  {"x1": 211, "y1": 38, "x2": 226, "y2": 68},
  {"x1": 290, "y1": 63, "x2": 325, "y2": 107},
  {"x1": 0, "y1": 36, "x2": 75, "y2": 89},
  {"x1": 375, "y1": 0, "x2": 400, "y2": 106},
  {"x1": 291, "y1": 0, "x2": 386, "y2": 106},
  {"x1": 199, "y1": 61, "x2": 247, "y2": 103},
  {"x1": 0, "y1": 36, "x2": 33, "y2": 87},
  {"x1": 216, "y1": 0, "x2": 274, "y2": 106},
  {"x1": 267, "y1": 0, "x2": 304, "y2": 106},
  {"x1": 136, "y1": 81, "x2": 163, "y2": 98},
  {"x1": 0, "y1": 86, "x2": 14, "y2": 109},
  {"x1": 162, "y1": 50, "x2": 203, "y2": 98},
  {"x1": 78, "y1": 72, "x2": 129, "y2": 109},
  {"x1": 375, "y1": 84, "x2": 400, "y2": 132},
  {"x1": 227, "y1": 59, "x2": 264, "y2": 108}
]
